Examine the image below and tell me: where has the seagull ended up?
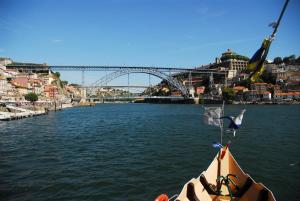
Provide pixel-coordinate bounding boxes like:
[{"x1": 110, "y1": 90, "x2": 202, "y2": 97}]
[{"x1": 220, "y1": 109, "x2": 246, "y2": 136}]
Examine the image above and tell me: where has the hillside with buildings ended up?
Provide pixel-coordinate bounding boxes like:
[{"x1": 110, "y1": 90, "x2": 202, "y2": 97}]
[
  {"x1": 1, "y1": 52, "x2": 300, "y2": 105},
  {"x1": 149, "y1": 50, "x2": 300, "y2": 103},
  {"x1": 0, "y1": 57, "x2": 82, "y2": 105}
]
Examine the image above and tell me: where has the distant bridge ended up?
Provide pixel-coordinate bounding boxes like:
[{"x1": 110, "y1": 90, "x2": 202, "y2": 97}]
[
  {"x1": 88, "y1": 67, "x2": 191, "y2": 97},
  {"x1": 6, "y1": 64, "x2": 216, "y2": 73},
  {"x1": 87, "y1": 95, "x2": 189, "y2": 102},
  {"x1": 6, "y1": 64, "x2": 225, "y2": 99},
  {"x1": 84, "y1": 85, "x2": 150, "y2": 88},
  {"x1": 50, "y1": 65, "x2": 200, "y2": 72}
]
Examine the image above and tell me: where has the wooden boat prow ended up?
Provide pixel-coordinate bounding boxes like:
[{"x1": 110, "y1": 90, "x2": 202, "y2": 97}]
[{"x1": 175, "y1": 148, "x2": 276, "y2": 201}]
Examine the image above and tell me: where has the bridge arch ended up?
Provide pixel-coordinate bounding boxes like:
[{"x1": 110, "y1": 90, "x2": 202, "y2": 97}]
[{"x1": 90, "y1": 68, "x2": 189, "y2": 97}]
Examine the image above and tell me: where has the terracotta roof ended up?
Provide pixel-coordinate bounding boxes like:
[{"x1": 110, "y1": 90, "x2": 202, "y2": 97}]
[
  {"x1": 275, "y1": 92, "x2": 295, "y2": 96},
  {"x1": 233, "y1": 86, "x2": 246, "y2": 91},
  {"x1": 31, "y1": 79, "x2": 42, "y2": 84},
  {"x1": 11, "y1": 77, "x2": 29, "y2": 88},
  {"x1": 254, "y1": 82, "x2": 267, "y2": 85}
]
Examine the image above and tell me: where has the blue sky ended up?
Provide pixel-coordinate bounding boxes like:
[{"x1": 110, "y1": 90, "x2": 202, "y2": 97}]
[{"x1": 1, "y1": 0, "x2": 299, "y2": 85}]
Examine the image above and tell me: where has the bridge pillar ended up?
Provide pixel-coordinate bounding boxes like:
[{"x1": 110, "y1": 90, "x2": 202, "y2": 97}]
[
  {"x1": 189, "y1": 86, "x2": 195, "y2": 98},
  {"x1": 188, "y1": 71, "x2": 195, "y2": 98},
  {"x1": 80, "y1": 70, "x2": 87, "y2": 102},
  {"x1": 80, "y1": 88, "x2": 87, "y2": 102}
]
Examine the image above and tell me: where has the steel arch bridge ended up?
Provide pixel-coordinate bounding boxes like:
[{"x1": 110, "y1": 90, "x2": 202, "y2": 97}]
[{"x1": 89, "y1": 67, "x2": 189, "y2": 97}]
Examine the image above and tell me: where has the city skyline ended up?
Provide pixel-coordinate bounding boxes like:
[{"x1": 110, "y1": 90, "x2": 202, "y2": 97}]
[{"x1": 1, "y1": 0, "x2": 299, "y2": 85}]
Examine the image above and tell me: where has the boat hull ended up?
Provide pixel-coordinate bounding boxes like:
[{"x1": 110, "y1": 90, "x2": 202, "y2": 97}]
[{"x1": 175, "y1": 148, "x2": 276, "y2": 201}]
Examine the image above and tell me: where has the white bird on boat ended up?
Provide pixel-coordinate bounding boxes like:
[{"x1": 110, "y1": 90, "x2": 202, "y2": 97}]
[{"x1": 220, "y1": 109, "x2": 246, "y2": 136}]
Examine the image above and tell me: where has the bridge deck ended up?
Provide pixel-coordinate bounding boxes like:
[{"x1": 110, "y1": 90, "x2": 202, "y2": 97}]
[{"x1": 6, "y1": 64, "x2": 222, "y2": 73}]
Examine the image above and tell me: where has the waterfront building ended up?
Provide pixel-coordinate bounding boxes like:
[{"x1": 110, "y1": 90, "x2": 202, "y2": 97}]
[
  {"x1": 208, "y1": 49, "x2": 249, "y2": 79},
  {"x1": 293, "y1": 91, "x2": 300, "y2": 100},
  {"x1": 232, "y1": 73, "x2": 249, "y2": 83},
  {"x1": 10, "y1": 77, "x2": 31, "y2": 95},
  {"x1": 0, "y1": 66, "x2": 18, "y2": 78},
  {"x1": 182, "y1": 77, "x2": 203, "y2": 86},
  {"x1": 286, "y1": 68, "x2": 300, "y2": 82},
  {"x1": 196, "y1": 86, "x2": 205, "y2": 95},
  {"x1": 0, "y1": 77, "x2": 13, "y2": 98},
  {"x1": 4, "y1": 59, "x2": 49, "y2": 74},
  {"x1": 245, "y1": 90, "x2": 260, "y2": 102},
  {"x1": 44, "y1": 84, "x2": 58, "y2": 100},
  {"x1": 171, "y1": 91, "x2": 182, "y2": 96},
  {"x1": 251, "y1": 82, "x2": 268, "y2": 93},
  {"x1": 266, "y1": 63, "x2": 286, "y2": 81},
  {"x1": 30, "y1": 79, "x2": 43, "y2": 95},
  {"x1": 10, "y1": 77, "x2": 44, "y2": 96},
  {"x1": 283, "y1": 66, "x2": 300, "y2": 92},
  {"x1": 233, "y1": 86, "x2": 249, "y2": 101},
  {"x1": 0, "y1": 78, "x2": 8, "y2": 96},
  {"x1": 66, "y1": 85, "x2": 81, "y2": 98},
  {"x1": 272, "y1": 84, "x2": 282, "y2": 93},
  {"x1": 189, "y1": 87, "x2": 195, "y2": 97},
  {"x1": 274, "y1": 92, "x2": 294, "y2": 102},
  {"x1": 244, "y1": 83, "x2": 272, "y2": 102},
  {"x1": 0, "y1": 57, "x2": 13, "y2": 66},
  {"x1": 0, "y1": 57, "x2": 73, "y2": 102},
  {"x1": 220, "y1": 49, "x2": 249, "y2": 71},
  {"x1": 263, "y1": 91, "x2": 272, "y2": 101}
]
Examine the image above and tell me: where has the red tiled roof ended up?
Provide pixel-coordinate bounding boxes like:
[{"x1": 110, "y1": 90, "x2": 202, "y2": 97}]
[
  {"x1": 275, "y1": 92, "x2": 294, "y2": 96},
  {"x1": 11, "y1": 77, "x2": 29, "y2": 88},
  {"x1": 254, "y1": 82, "x2": 267, "y2": 85},
  {"x1": 233, "y1": 86, "x2": 246, "y2": 91},
  {"x1": 29, "y1": 78, "x2": 42, "y2": 84}
]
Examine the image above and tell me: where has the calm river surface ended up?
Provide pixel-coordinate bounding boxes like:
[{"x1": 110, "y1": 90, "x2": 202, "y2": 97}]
[{"x1": 0, "y1": 104, "x2": 299, "y2": 201}]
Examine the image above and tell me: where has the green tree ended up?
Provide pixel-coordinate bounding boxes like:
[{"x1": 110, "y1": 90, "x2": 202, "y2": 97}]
[
  {"x1": 69, "y1": 83, "x2": 80, "y2": 87},
  {"x1": 296, "y1": 56, "x2": 300, "y2": 64},
  {"x1": 240, "y1": 68, "x2": 251, "y2": 74},
  {"x1": 237, "y1": 78, "x2": 251, "y2": 88},
  {"x1": 222, "y1": 87, "x2": 235, "y2": 102},
  {"x1": 220, "y1": 54, "x2": 249, "y2": 62},
  {"x1": 260, "y1": 71, "x2": 276, "y2": 84},
  {"x1": 283, "y1": 55, "x2": 296, "y2": 65},
  {"x1": 289, "y1": 55, "x2": 296, "y2": 64},
  {"x1": 273, "y1": 57, "x2": 283, "y2": 64},
  {"x1": 60, "y1": 80, "x2": 68, "y2": 88},
  {"x1": 54, "y1": 72, "x2": 60, "y2": 78},
  {"x1": 25, "y1": 92, "x2": 38, "y2": 104}
]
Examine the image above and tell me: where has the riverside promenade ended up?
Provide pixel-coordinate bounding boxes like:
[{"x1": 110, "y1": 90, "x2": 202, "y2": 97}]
[
  {"x1": 0, "y1": 100, "x2": 93, "y2": 121},
  {"x1": 0, "y1": 104, "x2": 46, "y2": 121}
]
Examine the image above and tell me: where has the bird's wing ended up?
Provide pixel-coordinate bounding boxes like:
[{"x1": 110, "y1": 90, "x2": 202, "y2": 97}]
[{"x1": 234, "y1": 110, "x2": 246, "y2": 125}]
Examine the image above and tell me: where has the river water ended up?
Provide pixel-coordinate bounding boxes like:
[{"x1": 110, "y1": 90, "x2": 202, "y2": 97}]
[{"x1": 0, "y1": 104, "x2": 299, "y2": 201}]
